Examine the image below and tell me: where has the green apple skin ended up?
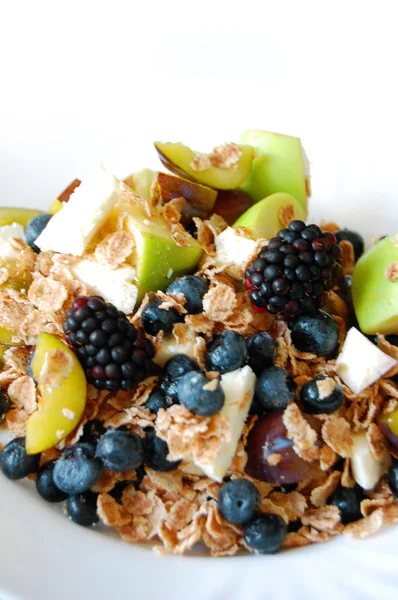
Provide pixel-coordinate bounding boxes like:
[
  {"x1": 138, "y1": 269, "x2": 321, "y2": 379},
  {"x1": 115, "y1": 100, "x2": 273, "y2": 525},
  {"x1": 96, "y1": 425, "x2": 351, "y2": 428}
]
[
  {"x1": 125, "y1": 207, "x2": 203, "y2": 302},
  {"x1": 154, "y1": 142, "x2": 253, "y2": 190},
  {"x1": 352, "y1": 235, "x2": 398, "y2": 335},
  {"x1": 239, "y1": 131, "x2": 310, "y2": 210},
  {"x1": 0, "y1": 207, "x2": 44, "y2": 227},
  {"x1": 232, "y1": 192, "x2": 307, "y2": 240},
  {"x1": 124, "y1": 169, "x2": 155, "y2": 201}
]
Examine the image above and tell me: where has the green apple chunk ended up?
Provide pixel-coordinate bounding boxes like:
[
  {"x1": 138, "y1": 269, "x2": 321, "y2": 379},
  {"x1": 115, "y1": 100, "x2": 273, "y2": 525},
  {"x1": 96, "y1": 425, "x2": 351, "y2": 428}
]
[
  {"x1": 0, "y1": 207, "x2": 44, "y2": 228},
  {"x1": 239, "y1": 131, "x2": 310, "y2": 210},
  {"x1": 25, "y1": 333, "x2": 87, "y2": 454},
  {"x1": 154, "y1": 141, "x2": 253, "y2": 190},
  {"x1": 352, "y1": 236, "x2": 398, "y2": 335},
  {"x1": 232, "y1": 192, "x2": 307, "y2": 240},
  {"x1": 125, "y1": 205, "x2": 203, "y2": 302},
  {"x1": 0, "y1": 326, "x2": 24, "y2": 346},
  {"x1": 124, "y1": 169, "x2": 155, "y2": 201}
]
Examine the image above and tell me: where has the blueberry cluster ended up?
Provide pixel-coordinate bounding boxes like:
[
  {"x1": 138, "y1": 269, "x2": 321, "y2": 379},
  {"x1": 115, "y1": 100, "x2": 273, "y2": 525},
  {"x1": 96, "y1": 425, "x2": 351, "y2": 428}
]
[
  {"x1": 63, "y1": 296, "x2": 154, "y2": 391},
  {"x1": 0, "y1": 422, "x2": 179, "y2": 527},
  {"x1": 244, "y1": 220, "x2": 342, "y2": 317}
]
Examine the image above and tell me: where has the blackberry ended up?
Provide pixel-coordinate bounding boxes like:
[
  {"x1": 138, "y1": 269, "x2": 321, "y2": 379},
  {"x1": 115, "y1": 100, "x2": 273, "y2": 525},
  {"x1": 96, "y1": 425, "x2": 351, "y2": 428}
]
[
  {"x1": 63, "y1": 295, "x2": 154, "y2": 391},
  {"x1": 244, "y1": 220, "x2": 342, "y2": 317}
]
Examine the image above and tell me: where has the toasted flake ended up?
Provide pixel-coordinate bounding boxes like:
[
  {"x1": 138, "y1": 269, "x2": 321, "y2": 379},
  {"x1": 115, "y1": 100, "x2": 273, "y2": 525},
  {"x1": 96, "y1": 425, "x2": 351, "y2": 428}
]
[
  {"x1": 7, "y1": 375, "x2": 37, "y2": 414},
  {"x1": 341, "y1": 458, "x2": 355, "y2": 488},
  {"x1": 202, "y1": 282, "x2": 238, "y2": 322},
  {"x1": 0, "y1": 289, "x2": 32, "y2": 331},
  {"x1": 320, "y1": 445, "x2": 338, "y2": 471},
  {"x1": 322, "y1": 416, "x2": 353, "y2": 457},
  {"x1": 385, "y1": 263, "x2": 398, "y2": 281},
  {"x1": 383, "y1": 503, "x2": 398, "y2": 523},
  {"x1": 260, "y1": 498, "x2": 289, "y2": 523},
  {"x1": 344, "y1": 509, "x2": 384, "y2": 539},
  {"x1": 360, "y1": 496, "x2": 393, "y2": 517},
  {"x1": 5, "y1": 408, "x2": 28, "y2": 435},
  {"x1": 339, "y1": 240, "x2": 355, "y2": 275},
  {"x1": 0, "y1": 267, "x2": 9, "y2": 285},
  {"x1": 3, "y1": 347, "x2": 31, "y2": 374},
  {"x1": 269, "y1": 491, "x2": 307, "y2": 521},
  {"x1": 40, "y1": 348, "x2": 73, "y2": 390},
  {"x1": 97, "y1": 493, "x2": 131, "y2": 527},
  {"x1": 202, "y1": 501, "x2": 241, "y2": 556},
  {"x1": 94, "y1": 231, "x2": 134, "y2": 268},
  {"x1": 190, "y1": 152, "x2": 211, "y2": 171},
  {"x1": 301, "y1": 506, "x2": 341, "y2": 531},
  {"x1": 185, "y1": 313, "x2": 215, "y2": 335},
  {"x1": 367, "y1": 423, "x2": 387, "y2": 461},
  {"x1": 209, "y1": 143, "x2": 242, "y2": 169},
  {"x1": 310, "y1": 471, "x2": 341, "y2": 507},
  {"x1": 316, "y1": 377, "x2": 336, "y2": 400},
  {"x1": 283, "y1": 404, "x2": 319, "y2": 462},
  {"x1": 281, "y1": 532, "x2": 312, "y2": 548},
  {"x1": 28, "y1": 274, "x2": 68, "y2": 312}
]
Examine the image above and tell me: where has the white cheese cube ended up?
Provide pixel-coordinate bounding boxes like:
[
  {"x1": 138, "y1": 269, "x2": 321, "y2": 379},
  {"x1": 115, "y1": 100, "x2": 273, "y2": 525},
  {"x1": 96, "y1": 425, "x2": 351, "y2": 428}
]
[
  {"x1": 351, "y1": 432, "x2": 390, "y2": 490},
  {"x1": 214, "y1": 227, "x2": 257, "y2": 279},
  {"x1": 336, "y1": 327, "x2": 398, "y2": 394}
]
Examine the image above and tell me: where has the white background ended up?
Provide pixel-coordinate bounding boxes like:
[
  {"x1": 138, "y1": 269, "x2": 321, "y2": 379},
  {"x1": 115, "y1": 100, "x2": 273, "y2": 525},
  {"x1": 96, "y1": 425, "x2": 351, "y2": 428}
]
[{"x1": 1, "y1": 1, "x2": 398, "y2": 599}]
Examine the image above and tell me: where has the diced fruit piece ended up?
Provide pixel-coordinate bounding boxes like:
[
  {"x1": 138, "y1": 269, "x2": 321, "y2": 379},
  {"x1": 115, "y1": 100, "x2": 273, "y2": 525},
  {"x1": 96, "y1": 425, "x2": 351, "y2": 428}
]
[
  {"x1": 379, "y1": 410, "x2": 398, "y2": 448},
  {"x1": 255, "y1": 366, "x2": 296, "y2": 412},
  {"x1": 352, "y1": 235, "x2": 398, "y2": 334},
  {"x1": 53, "y1": 443, "x2": 103, "y2": 494},
  {"x1": 335, "y1": 229, "x2": 365, "y2": 262},
  {"x1": 35, "y1": 460, "x2": 69, "y2": 503},
  {"x1": 124, "y1": 169, "x2": 155, "y2": 201},
  {"x1": 177, "y1": 371, "x2": 225, "y2": 416},
  {"x1": 182, "y1": 366, "x2": 256, "y2": 482},
  {"x1": 58, "y1": 179, "x2": 81, "y2": 203},
  {"x1": 159, "y1": 354, "x2": 200, "y2": 404},
  {"x1": 206, "y1": 330, "x2": 248, "y2": 374},
  {"x1": 245, "y1": 411, "x2": 321, "y2": 484},
  {"x1": 214, "y1": 227, "x2": 257, "y2": 280},
  {"x1": 154, "y1": 141, "x2": 253, "y2": 190},
  {"x1": 124, "y1": 204, "x2": 203, "y2": 303},
  {"x1": 166, "y1": 275, "x2": 208, "y2": 314},
  {"x1": 66, "y1": 491, "x2": 99, "y2": 526},
  {"x1": 300, "y1": 375, "x2": 344, "y2": 414},
  {"x1": 49, "y1": 199, "x2": 63, "y2": 215},
  {"x1": 233, "y1": 193, "x2": 307, "y2": 240},
  {"x1": 25, "y1": 333, "x2": 87, "y2": 454},
  {"x1": 0, "y1": 208, "x2": 44, "y2": 228},
  {"x1": 289, "y1": 311, "x2": 339, "y2": 357},
  {"x1": 153, "y1": 329, "x2": 199, "y2": 368},
  {"x1": 143, "y1": 429, "x2": 181, "y2": 472},
  {"x1": 36, "y1": 167, "x2": 121, "y2": 256},
  {"x1": 351, "y1": 431, "x2": 390, "y2": 490},
  {"x1": 243, "y1": 514, "x2": 287, "y2": 554},
  {"x1": 211, "y1": 189, "x2": 253, "y2": 225},
  {"x1": 0, "y1": 437, "x2": 41, "y2": 480},
  {"x1": 141, "y1": 299, "x2": 180, "y2": 336},
  {"x1": 72, "y1": 260, "x2": 138, "y2": 315},
  {"x1": 239, "y1": 130, "x2": 310, "y2": 210},
  {"x1": 328, "y1": 485, "x2": 364, "y2": 524},
  {"x1": 63, "y1": 296, "x2": 154, "y2": 391},
  {"x1": 0, "y1": 223, "x2": 26, "y2": 259},
  {"x1": 244, "y1": 223, "x2": 341, "y2": 317},
  {"x1": 26, "y1": 214, "x2": 52, "y2": 253},
  {"x1": 336, "y1": 327, "x2": 397, "y2": 394},
  {"x1": 157, "y1": 172, "x2": 217, "y2": 219},
  {"x1": 0, "y1": 327, "x2": 24, "y2": 346},
  {"x1": 218, "y1": 479, "x2": 261, "y2": 524},
  {"x1": 96, "y1": 429, "x2": 143, "y2": 472}
]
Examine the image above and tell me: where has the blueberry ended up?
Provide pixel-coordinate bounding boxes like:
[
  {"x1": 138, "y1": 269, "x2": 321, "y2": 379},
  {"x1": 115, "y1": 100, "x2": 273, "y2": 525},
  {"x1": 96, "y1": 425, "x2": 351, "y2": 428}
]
[
  {"x1": 159, "y1": 354, "x2": 200, "y2": 403},
  {"x1": 141, "y1": 299, "x2": 180, "y2": 336},
  {"x1": 145, "y1": 388, "x2": 170, "y2": 413},
  {"x1": 206, "y1": 330, "x2": 247, "y2": 374},
  {"x1": 166, "y1": 276, "x2": 208, "y2": 314},
  {"x1": 387, "y1": 458, "x2": 398, "y2": 497},
  {"x1": 80, "y1": 419, "x2": 106, "y2": 446},
  {"x1": 335, "y1": 229, "x2": 364, "y2": 261},
  {"x1": 53, "y1": 443, "x2": 103, "y2": 494},
  {"x1": 0, "y1": 388, "x2": 10, "y2": 423},
  {"x1": 243, "y1": 514, "x2": 287, "y2": 554},
  {"x1": 143, "y1": 429, "x2": 181, "y2": 472},
  {"x1": 35, "y1": 460, "x2": 69, "y2": 502},
  {"x1": 218, "y1": 479, "x2": 261, "y2": 525},
  {"x1": 66, "y1": 491, "x2": 99, "y2": 526},
  {"x1": 96, "y1": 428, "x2": 143, "y2": 472},
  {"x1": 289, "y1": 311, "x2": 339, "y2": 357},
  {"x1": 177, "y1": 371, "x2": 225, "y2": 416},
  {"x1": 255, "y1": 366, "x2": 296, "y2": 412},
  {"x1": 300, "y1": 375, "x2": 344, "y2": 414},
  {"x1": 246, "y1": 332, "x2": 277, "y2": 375},
  {"x1": 25, "y1": 214, "x2": 52, "y2": 252},
  {"x1": 328, "y1": 485, "x2": 364, "y2": 524},
  {"x1": 0, "y1": 437, "x2": 41, "y2": 480}
]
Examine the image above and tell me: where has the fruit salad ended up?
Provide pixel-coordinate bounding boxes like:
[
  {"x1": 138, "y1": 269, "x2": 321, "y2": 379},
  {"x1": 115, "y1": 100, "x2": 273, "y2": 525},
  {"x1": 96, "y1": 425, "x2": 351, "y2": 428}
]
[{"x1": 1, "y1": 131, "x2": 398, "y2": 556}]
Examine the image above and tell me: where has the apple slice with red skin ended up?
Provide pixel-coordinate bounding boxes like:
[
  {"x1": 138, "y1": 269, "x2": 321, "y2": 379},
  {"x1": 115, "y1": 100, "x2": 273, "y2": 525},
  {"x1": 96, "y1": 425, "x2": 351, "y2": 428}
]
[
  {"x1": 211, "y1": 189, "x2": 253, "y2": 225},
  {"x1": 157, "y1": 172, "x2": 217, "y2": 219}
]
